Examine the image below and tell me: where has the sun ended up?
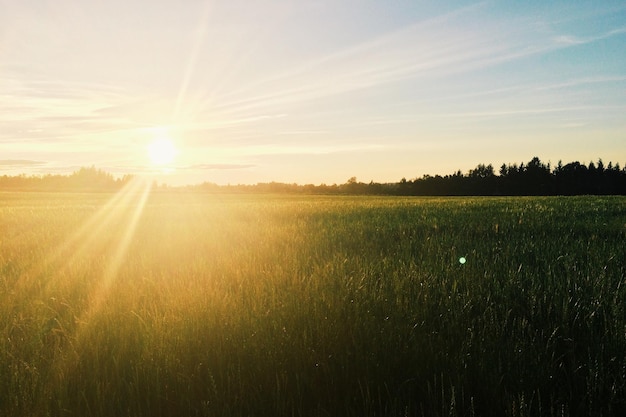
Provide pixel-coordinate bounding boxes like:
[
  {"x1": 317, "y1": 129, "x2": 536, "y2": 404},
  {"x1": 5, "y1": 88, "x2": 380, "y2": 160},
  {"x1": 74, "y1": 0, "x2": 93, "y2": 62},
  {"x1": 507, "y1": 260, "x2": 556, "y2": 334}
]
[{"x1": 148, "y1": 138, "x2": 178, "y2": 166}]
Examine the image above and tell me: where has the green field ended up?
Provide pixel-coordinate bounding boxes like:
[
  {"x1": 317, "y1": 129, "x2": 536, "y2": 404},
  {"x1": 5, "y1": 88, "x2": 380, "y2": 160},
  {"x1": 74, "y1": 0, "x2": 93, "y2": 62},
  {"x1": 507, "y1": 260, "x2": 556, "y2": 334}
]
[{"x1": 1, "y1": 189, "x2": 625, "y2": 416}]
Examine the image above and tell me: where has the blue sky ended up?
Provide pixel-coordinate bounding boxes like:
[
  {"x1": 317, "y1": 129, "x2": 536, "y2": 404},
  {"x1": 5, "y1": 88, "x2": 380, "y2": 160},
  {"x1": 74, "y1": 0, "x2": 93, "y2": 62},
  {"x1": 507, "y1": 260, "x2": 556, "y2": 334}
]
[{"x1": 1, "y1": 0, "x2": 625, "y2": 185}]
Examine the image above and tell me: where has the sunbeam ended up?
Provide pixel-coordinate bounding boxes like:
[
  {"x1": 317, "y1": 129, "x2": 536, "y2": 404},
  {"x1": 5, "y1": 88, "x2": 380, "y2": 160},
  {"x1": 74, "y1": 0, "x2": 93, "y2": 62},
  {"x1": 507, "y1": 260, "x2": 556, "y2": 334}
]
[
  {"x1": 173, "y1": 0, "x2": 213, "y2": 122},
  {"x1": 41, "y1": 178, "x2": 154, "y2": 400},
  {"x1": 95, "y1": 178, "x2": 152, "y2": 299},
  {"x1": 9, "y1": 177, "x2": 150, "y2": 300}
]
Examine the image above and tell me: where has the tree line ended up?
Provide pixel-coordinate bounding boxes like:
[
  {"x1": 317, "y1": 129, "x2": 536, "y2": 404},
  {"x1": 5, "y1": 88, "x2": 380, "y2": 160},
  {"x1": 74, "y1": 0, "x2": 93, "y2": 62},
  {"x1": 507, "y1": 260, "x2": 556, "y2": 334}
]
[
  {"x1": 191, "y1": 157, "x2": 626, "y2": 196},
  {"x1": 391, "y1": 157, "x2": 626, "y2": 196},
  {"x1": 0, "y1": 166, "x2": 132, "y2": 192},
  {"x1": 2, "y1": 157, "x2": 626, "y2": 195}
]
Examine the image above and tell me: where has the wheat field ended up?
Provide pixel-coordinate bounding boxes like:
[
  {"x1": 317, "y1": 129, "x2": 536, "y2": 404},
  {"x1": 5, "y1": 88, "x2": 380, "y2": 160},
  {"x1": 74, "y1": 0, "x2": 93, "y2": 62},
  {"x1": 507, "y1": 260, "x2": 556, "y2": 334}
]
[{"x1": 1, "y1": 187, "x2": 625, "y2": 416}]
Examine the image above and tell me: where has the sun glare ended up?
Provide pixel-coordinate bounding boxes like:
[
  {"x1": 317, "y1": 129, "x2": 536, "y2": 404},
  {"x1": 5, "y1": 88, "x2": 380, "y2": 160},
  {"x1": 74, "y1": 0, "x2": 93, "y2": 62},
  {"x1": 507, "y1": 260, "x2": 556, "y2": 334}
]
[{"x1": 148, "y1": 138, "x2": 178, "y2": 166}]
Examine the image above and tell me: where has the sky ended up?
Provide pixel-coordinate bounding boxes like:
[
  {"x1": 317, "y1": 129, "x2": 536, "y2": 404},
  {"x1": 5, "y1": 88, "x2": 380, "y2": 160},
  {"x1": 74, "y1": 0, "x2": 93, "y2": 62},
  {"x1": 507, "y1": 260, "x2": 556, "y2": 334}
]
[{"x1": 1, "y1": 0, "x2": 625, "y2": 186}]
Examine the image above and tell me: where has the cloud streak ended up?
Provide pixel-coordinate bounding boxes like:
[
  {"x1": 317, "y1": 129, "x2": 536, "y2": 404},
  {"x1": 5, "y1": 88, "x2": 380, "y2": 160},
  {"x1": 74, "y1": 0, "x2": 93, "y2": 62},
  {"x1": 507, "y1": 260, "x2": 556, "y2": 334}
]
[
  {"x1": 552, "y1": 26, "x2": 626, "y2": 46},
  {"x1": 185, "y1": 163, "x2": 255, "y2": 171},
  {"x1": 210, "y1": 11, "x2": 542, "y2": 105},
  {"x1": 0, "y1": 159, "x2": 47, "y2": 167}
]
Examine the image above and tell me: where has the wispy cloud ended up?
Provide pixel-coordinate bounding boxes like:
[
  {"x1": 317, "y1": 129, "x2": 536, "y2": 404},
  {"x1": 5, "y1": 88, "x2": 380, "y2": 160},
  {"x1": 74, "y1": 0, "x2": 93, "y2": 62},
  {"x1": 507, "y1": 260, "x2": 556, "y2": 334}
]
[
  {"x1": 553, "y1": 35, "x2": 586, "y2": 46},
  {"x1": 185, "y1": 163, "x2": 255, "y2": 171},
  {"x1": 532, "y1": 75, "x2": 626, "y2": 91},
  {"x1": 189, "y1": 4, "x2": 596, "y2": 124},
  {"x1": 429, "y1": 105, "x2": 612, "y2": 120},
  {"x1": 0, "y1": 76, "x2": 137, "y2": 145},
  {"x1": 552, "y1": 26, "x2": 626, "y2": 46},
  {"x1": 0, "y1": 159, "x2": 47, "y2": 167},
  {"x1": 215, "y1": 142, "x2": 386, "y2": 157}
]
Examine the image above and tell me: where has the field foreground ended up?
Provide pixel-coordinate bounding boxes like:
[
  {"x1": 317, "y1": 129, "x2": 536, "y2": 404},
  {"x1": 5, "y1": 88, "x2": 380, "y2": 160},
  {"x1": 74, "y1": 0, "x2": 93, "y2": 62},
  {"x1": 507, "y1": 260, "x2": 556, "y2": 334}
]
[{"x1": 1, "y1": 190, "x2": 625, "y2": 416}]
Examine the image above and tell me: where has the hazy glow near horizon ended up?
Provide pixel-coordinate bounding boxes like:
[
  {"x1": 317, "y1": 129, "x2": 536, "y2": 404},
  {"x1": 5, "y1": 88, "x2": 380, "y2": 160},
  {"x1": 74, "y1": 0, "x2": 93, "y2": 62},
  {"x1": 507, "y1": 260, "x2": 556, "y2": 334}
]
[{"x1": 1, "y1": 0, "x2": 625, "y2": 185}]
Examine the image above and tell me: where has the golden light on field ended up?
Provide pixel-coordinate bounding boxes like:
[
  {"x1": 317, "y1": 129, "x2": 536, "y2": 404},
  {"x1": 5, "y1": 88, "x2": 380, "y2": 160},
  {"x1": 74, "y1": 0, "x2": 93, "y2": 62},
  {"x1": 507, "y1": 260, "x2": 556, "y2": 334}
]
[
  {"x1": 26, "y1": 176, "x2": 154, "y2": 383},
  {"x1": 148, "y1": 137, "x2": 178, "y2": 166}
]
